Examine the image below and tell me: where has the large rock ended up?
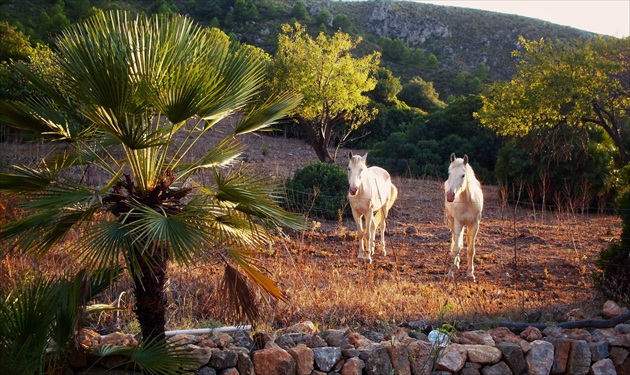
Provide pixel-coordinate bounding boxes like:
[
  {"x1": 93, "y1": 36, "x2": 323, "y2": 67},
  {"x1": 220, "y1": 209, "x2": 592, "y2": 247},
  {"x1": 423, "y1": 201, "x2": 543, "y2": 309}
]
[
  {"x1": 208, "y1": 349, "x2": 238, "y2": 370},
  {"x1": 251, "y1": 347, "x2": 296, "y2": 375},
  {"x1": 407, "y1": 339, "x2": 434, "y2": 375},
  {"x1": 358, "y1": 342, "x2": 394, "y2": 375},
  {"x1": 312, "y1": 346, "x2": 342, "y2": 372},
  {"x1": 287, "y1": 344, "x2": 314, "y2": 375},
  {"x1": 383, "y1": 340, "x2": 411, "y2": 375},
  {"x1": 497, "y1": 341, "x2": 526, "y2": 375},
  {"x1": 487, "y1": 327, "x2": 521, "y2": 344},
  {"x1": 591, "y1": 358, "x2": 617, "y2": 375},
  {"x1": 525, "y1": 340, "x2": 554, "y2": 375},
  {"x1": 603, "y1": 300, "x2": 624, "y2": 318},
  {"x1": 435, "y1": 343, "x2": 467, "y2": 373},
  {"x1": 186, "y1": 345, "x2": 214, "y2": 370},
  {"x1": 341, "y1": 357, "x2": 365, "y2": 375},
  {"x1": 463, "y1": 344, "x2": 502, "y2": 365},
  {"x1": 480, "y1": 361, "x2": 511, "y2": 375},
  {"x1": 236, "y1": 351, "x2": 255, "y2": 375},
  {"x1": 566, "y1": 340, "x2": 591, "y2": 375},
  {"x1": 548, "y1": 338, "x2": 571, "y2": 374},
  {"x1": 456, "y1": 330, "x2": 496, "y2": 346}
]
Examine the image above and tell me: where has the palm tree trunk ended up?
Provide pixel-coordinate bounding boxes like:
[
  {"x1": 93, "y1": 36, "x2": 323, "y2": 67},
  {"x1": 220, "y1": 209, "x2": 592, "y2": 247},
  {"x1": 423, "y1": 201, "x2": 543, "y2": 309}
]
[{"x1": 131, "y1": 247, "x2": 168, "y2": 344}]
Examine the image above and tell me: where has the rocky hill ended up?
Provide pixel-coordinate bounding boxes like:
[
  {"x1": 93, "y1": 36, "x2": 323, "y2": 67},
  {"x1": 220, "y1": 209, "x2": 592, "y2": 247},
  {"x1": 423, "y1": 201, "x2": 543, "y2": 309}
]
[
  {"x1": 2, "y1": 0, "x2": 594, "y2": 83},
  {"x1": 325, "y1": 1, "x2": 593, "y2": 81}
]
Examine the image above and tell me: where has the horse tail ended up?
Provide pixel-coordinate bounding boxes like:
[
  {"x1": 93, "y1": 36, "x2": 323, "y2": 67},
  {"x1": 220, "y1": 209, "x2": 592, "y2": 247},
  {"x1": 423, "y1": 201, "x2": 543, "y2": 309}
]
[
  {"x1": 387, "y1": 184, "x2": 398, "y2": 212},
  {"x1": 373, "y1": 183, "x2": 398, "y2": 227}
]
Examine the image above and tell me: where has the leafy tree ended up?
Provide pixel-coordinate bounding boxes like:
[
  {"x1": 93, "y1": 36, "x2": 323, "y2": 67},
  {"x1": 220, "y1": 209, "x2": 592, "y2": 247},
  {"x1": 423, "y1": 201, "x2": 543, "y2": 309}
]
[
  {"x1": 332, "y1": 14, "x2": 352, "y2": 33},
  {"x1": 397, "y1": 76, "x2": 445, "y2": 112},
  {"x1": 0, "y1": 10, "x2": 304, "y2": 347},
  {"x1": 0, "y1": 21, "x2": 33, "y2": 62},
  {"x1": 36, "y1": 0, "x2": 71, "y2": 43},
  {"x1": 368, "y1": 66, "x2": 402, "y2": 105},
  {"x1": 150, "y1": 0, "x2": 178, "y2": 14},
  {"x1": 290, "y1": 0, "x2": 309, "y2": 22},
  {"x1": 477, "y1": 36, "x2": 630, "y2": 165},
  {"x1": 268, "y1": 22, "x2": 380, "y2": 162},
  {"x1": 233, "y1": 0, "x2": 258, "y2": 22},
  {"x1": 315, "y1": 7, "x2": 331, "y2": 27},
  {"x1": 379, "y1": 37, "x2": 410, "y2": 62},
  {"x1": 495, "y1": 124, "x2": 616, "y2": 208}
]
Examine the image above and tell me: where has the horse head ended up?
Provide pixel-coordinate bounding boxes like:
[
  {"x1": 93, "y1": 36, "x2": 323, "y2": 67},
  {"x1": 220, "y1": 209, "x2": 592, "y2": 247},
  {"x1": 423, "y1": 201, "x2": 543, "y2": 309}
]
[
  {"x1": 445, "y1": 153, "x2": 469, "y2": 202},
  {"x1": 347, "y1": 151, "x2": 368, "y2": 196}
]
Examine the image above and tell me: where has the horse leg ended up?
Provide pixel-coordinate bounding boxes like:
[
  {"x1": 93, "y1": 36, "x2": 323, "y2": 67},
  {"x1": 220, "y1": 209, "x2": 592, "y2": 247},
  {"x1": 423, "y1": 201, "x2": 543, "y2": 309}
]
[
  {"x1": 374, "y1": 207, "x2": 387, "y2": 256},
  {"x1": 352, "y1": 210, "x2": 366, "y2": 260},
  {"x1": 448, "y1": 222, "x2": 464, "y2": 278},
  {"x1": 465, "y1": 221, "x2": 480, "y2": 281},
  {"x1": 380, "y1": 209, "x2": 387, "y2": 257},
  {"x1": 366, "y1": 210, "x2": 376, "y2": 263}
]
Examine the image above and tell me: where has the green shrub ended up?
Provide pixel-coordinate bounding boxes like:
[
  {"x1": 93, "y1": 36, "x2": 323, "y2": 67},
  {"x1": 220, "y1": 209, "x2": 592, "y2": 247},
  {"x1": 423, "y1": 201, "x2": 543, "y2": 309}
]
[
  {"x1": 284, "y1": 162, "x2": 348, "y2": 220},
  {"x1": 596, "y1": 190, "x2": 630, "y2": 304}
]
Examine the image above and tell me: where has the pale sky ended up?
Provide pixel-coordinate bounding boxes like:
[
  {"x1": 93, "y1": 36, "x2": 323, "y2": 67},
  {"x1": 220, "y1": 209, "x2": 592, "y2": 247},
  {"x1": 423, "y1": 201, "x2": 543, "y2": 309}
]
[{"x1": 413, "y1": 1, "x2": 630, "y2": 38}]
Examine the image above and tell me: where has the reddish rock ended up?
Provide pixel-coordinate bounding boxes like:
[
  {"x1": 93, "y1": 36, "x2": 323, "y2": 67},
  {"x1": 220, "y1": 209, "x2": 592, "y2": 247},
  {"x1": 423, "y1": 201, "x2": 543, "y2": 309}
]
[
  {"x1": 436, "y1": 343, "x2": 467, "y2": 372},
  {"x1": 252, "y1": 347, "x2": 296, "y2": 375},
  {"x1": 603, "y1": 300, "x2": 624, "y2": 318},
  {"x1": 287, "y1": 344, "x2": 314, "y2": 375},
  {"x1": 341, "y1": 357, "x2": 365, "y2": 375},
  {"x1": 487, "y1": 327, "x2": 521, "y2": 344},
  {"x1": 520, "y1": 326, "x2": 543, "y2": 342}
]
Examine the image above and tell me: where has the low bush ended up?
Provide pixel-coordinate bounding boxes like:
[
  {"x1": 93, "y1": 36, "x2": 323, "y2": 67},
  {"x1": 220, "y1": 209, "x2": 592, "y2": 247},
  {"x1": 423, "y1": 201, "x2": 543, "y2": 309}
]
[{"x1": 284, "y1": 162, "x2": 349, "y2": 220}]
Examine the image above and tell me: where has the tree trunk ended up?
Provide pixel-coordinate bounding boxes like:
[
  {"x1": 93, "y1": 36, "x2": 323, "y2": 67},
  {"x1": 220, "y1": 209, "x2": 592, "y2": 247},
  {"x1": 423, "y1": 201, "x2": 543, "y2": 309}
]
[
  {"x1": 131, "y1": 247, "x2": 168, "y2": 344},
  {"x1": 294, "y1": 115, "x2": 334, "y2": 163}
]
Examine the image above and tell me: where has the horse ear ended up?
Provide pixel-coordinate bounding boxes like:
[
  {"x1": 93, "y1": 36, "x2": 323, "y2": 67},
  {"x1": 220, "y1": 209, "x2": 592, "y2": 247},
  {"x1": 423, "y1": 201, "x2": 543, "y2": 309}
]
[
  {"x1": 348, "y1": 151, "x2": 353, "y2": 159},
  {"x1": 463, "y1": 155, "x2": 469, "y2": 164},
  {"x1": 450, "y1": 153, "x2": 456, "y2": 162},
  {"x1": 362, "y1": 153, "x2": 368, "y2": 162}
]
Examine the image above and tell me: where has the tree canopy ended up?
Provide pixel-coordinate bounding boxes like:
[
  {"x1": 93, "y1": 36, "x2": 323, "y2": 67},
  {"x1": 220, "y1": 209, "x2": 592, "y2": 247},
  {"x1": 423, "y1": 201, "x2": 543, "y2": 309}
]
[
  {"x1": 268, "y1": 22, "x2": 380, "y2": 162},
  {"x1": 477, "y1": 36, "x2": 630, "y2": 164}
]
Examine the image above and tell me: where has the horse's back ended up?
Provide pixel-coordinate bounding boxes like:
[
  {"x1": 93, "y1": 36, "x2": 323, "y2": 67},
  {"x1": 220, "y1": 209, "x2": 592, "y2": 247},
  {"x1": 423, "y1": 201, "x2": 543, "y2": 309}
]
[{"x1": 368, "y1": 166, "x2": 393, "y2": 207}]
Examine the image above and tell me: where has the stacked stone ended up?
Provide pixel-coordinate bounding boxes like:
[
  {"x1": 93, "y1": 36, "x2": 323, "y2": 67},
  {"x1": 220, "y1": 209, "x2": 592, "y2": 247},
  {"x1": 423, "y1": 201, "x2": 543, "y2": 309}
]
[{"x1": 80, "y1": 300, "x2": 630, "y2": 374}]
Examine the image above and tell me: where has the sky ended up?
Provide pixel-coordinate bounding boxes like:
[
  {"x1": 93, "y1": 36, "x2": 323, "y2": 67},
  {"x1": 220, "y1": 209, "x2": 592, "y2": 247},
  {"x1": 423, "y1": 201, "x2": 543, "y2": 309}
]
[{"x1": 413, "y1": 1, "x2": 630, "y2": 38}]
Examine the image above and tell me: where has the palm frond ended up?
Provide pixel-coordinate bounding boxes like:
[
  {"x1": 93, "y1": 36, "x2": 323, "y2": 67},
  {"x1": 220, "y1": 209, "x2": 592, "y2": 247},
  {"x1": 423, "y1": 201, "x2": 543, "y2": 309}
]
[
  {"x1": 91, "y1": 336, "x2": 195, "y2": 374},
  {"x1": 0, "y1": 206, "x2": 100, "y2": 256},
  {"x1": 76, "y1": 220, "x2": 132, "y2": 272},
  {"x1": 217, "y1": 263, "x2": 260, "y2": 323},
  {"x1": 0, "y1": 278, "x2": 58, "y2": 375},
  {"x1": 212, "y1": 168, "x2": 306, "y2": 231},
  {"x1": 234, "y1": 91, "x2": 302, "y2": 135},
  {"x1": 175, "y1": 136, "x2": 245, "y2": 179},
  {"x1": 123, "y1": 202, "x2": 208, "y2": 265},
  {"x1": 226, "y1": 248, "x2": 289, "y2": 303},
  {"x1": 0, "y1": 169, "x2": 52, "y2": 193}
]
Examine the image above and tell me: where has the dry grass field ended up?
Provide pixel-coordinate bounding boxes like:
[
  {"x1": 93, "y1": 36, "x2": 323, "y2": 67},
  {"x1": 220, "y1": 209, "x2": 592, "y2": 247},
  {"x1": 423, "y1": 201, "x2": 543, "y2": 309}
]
[{"x1": 0, "y1": 129, "x2": 623, "y2": 336}]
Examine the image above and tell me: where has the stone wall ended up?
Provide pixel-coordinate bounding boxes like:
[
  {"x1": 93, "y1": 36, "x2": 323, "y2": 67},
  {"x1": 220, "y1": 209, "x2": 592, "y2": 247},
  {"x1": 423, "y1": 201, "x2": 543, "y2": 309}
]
[{"x1": 80, "y1": 301, "x2": 630, "y2": 375}]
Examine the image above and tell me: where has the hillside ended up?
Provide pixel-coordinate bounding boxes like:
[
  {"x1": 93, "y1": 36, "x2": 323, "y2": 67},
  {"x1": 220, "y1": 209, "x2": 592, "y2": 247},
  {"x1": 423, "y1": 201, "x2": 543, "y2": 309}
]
[{"x1": 1, "y1": 0, "x2": 593, "y2": 86}]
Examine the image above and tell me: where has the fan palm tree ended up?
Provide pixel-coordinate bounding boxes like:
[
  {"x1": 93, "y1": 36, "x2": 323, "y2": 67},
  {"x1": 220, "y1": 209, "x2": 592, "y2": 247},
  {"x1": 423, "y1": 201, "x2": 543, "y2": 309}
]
[{"x1": 0, "y1": 10, "x2": 304, "y2": 345}]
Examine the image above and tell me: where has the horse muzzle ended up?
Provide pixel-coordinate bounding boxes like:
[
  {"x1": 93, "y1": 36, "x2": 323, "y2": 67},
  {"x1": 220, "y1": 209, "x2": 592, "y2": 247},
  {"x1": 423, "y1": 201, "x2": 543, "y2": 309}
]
[
  {"x1": 348, "y1": 187, "x2": 358, "y2": 196},
  {"x1": 446, "y1": 191, "x2": 455, "y2": 202}
]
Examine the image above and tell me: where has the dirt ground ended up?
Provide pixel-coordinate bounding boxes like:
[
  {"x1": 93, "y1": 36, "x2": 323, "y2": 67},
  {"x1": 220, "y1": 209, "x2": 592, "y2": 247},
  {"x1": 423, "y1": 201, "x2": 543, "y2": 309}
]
[
  {"x1": 1, "y1": 124, "x2": 624, "y2": 330},
  {"x1": 237, "y1": 130, "x2": 624, "y2": 328}
]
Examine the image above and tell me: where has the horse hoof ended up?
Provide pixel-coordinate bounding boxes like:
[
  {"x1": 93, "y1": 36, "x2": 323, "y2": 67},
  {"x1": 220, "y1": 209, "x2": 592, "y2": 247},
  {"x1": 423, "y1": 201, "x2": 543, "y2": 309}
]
[{"x1": 466, "y1": 274, "x2": 476, "y2": 282}]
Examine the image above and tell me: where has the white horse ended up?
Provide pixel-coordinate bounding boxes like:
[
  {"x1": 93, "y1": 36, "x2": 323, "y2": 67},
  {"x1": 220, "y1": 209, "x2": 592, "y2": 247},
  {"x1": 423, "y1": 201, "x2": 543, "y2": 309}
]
[
  {"x1": 347, "y1": 152, "x2": 398, "y2": 263},
  {"x1": 444, "y1": 153, "x2": 483, "y2": 281}
]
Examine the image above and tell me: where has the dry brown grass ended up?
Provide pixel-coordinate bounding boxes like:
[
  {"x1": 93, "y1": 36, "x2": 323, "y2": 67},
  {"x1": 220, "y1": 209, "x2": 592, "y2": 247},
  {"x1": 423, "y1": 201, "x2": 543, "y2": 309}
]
[{"x1": 0, "y1": 133, "x2": 623, "y2": 336}]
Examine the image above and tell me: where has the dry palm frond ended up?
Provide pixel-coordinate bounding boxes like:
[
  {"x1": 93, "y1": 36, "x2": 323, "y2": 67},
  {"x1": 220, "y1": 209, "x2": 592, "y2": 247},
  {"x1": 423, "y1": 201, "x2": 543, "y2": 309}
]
[{"x1": 216, "y1": 263, "x2": 260, "y2": 324}]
